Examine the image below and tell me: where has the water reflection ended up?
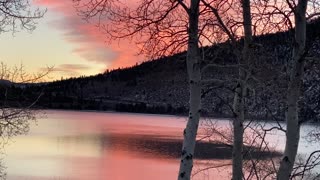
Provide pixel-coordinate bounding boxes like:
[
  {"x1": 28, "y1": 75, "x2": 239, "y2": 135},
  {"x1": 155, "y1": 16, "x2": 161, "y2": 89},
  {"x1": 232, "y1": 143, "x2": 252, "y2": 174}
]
[
  {"x1": 57, "y1": 133, "x2": 280, "y2": 160},
  {"x1": 3, "y1": 110, "x2": 186, "y2": 180},
  {"x1": 1, "y1": 110, "x2": 318, "y2": 179}
]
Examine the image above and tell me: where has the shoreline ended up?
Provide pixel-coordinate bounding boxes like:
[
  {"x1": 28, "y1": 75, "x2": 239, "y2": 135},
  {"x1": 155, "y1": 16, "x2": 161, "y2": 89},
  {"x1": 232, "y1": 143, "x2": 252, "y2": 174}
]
[{"x1": 36, "y1": 108, "x2": 320, "y2": 125}]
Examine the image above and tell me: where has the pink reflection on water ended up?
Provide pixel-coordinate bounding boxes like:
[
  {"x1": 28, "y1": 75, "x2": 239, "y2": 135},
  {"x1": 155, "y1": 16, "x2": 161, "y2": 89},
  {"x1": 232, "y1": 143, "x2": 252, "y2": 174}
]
[
  {"x1": 5, "y1": 110, "x2": 189, "y2": 180},
  {"x1": 4, "y1": 110, "x2": 292, "y2": 180}
]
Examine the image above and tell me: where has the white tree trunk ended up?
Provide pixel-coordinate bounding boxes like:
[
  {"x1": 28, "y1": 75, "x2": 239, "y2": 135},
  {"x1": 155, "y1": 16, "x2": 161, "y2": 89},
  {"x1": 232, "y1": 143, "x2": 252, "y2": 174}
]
[
  {"x1": 178, "y1": 0, "x2": 201, "y2": 179},
  {"x1": 277, "y1": 1, "x2": 307, "y2": 179},
  {"x1": 232, "y1": 0, "x2": 252, "y2": 179}
]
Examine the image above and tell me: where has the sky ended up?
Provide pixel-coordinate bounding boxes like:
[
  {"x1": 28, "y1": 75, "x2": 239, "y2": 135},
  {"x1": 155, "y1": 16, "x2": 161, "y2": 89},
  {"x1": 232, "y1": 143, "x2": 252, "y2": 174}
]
[{"x1": 0, "y1": 0, "x2": 144, "y2": 81}]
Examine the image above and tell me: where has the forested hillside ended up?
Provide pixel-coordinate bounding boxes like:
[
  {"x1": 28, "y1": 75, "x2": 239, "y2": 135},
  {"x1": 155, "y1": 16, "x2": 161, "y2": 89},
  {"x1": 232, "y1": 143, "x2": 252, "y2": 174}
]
[{"x1": 10, "y1": 19, "x2": 320, "y2": 122}]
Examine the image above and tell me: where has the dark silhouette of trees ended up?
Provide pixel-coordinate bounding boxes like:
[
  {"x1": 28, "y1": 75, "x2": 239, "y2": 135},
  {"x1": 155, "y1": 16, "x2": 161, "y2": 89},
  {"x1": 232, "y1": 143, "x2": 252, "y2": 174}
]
[
  {"x1": 0, "y1": 63, "x2": 49, "y2": 138},
  {"x1": 0, "y1": 0, "x2": 46, "y2": 140}
]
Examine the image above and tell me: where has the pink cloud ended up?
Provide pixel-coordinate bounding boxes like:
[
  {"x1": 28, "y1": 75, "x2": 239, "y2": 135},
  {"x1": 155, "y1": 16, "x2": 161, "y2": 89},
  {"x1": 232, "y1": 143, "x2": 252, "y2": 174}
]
[
  {"x1": 34, "y1": 0, "x2": 143, "y2": 70},
  {"x1": 40, "y1": 64, "x2": 92, "y2": 77}
]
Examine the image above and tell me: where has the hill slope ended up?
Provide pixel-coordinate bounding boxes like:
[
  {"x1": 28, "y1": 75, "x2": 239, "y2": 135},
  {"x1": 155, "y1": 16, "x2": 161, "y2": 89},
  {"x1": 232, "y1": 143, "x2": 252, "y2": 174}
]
[{"x1": 16, "y1": 19, "x2": 320, "y2": 121}]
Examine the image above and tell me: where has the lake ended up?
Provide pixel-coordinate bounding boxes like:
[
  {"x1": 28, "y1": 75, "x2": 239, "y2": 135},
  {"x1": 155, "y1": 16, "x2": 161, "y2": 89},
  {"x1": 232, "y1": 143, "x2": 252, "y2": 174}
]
[{"x1": 2, "y1": 110, "x2": 319, "y2": 179}]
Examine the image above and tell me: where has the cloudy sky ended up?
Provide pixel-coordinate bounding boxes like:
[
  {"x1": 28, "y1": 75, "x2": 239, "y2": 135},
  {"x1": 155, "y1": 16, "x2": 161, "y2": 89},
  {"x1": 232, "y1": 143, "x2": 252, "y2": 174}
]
[{"x1": 0, "y1": 0, "x2": 144, "y2": 81}]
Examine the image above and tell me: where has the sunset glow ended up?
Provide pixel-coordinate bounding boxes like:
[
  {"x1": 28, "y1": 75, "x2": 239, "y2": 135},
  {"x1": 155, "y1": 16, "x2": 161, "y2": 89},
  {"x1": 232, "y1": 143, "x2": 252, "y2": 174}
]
[{"x1": 0, "y1": 0, "x2": 144, "y2": 81}]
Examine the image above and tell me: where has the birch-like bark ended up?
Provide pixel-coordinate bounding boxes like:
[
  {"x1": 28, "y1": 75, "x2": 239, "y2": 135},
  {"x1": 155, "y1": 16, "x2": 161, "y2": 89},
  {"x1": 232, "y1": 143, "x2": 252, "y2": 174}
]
[
  {"x1": 277, "y1": 1, "x2": 308, "y2": 179},
  {"x1": 178, "y1": 0, "x2": 201, "y2": 179},
  {"x1": 232, "y1": 0, "x2": 252, "y2": 179}
]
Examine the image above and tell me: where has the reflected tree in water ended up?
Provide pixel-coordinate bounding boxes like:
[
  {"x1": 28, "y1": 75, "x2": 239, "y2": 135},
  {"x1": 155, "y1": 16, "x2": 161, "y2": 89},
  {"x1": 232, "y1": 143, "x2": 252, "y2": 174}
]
[
  {"x1": 0, "y1": 1, "x2": 46, "y2": 179},
  {"x1": 0, "y1": 63, "x2": 50, "y2": 179}
]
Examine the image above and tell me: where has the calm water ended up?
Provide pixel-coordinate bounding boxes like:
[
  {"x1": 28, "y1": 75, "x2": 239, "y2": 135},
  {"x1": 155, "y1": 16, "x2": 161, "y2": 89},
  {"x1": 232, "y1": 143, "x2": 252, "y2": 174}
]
[{"x1": 3, "y1": 110, "x2": 319, "y2": 180}]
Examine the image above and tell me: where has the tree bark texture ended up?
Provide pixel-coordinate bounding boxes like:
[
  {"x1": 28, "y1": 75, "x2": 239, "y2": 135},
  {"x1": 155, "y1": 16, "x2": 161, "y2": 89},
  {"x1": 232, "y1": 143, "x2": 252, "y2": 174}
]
[
  {"x1": 178, "y1": 0, "x2": 202, "y2": 179},
  {"x1": 232, "y1": 0, "x2": 253, "y2": 179},
  {"x1": 277, "y1": 1, "x2": 308, "y2": 179}
]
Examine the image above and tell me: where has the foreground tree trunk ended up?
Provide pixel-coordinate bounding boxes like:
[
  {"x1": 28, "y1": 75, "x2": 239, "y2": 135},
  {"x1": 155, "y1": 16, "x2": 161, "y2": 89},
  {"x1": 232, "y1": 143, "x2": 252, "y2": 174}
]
[
  {"x1": 232, "y1": 0, "x2": 253, "y2": 179},
  {"x1": 232, "y1": 84, "x2": 245, "y2": 180},
  {"x1": 178, "y1": 0, "x2": 201, "y2": 179},
  {"x1": 277, "y1": 0, "x2": 308, "y2": 179}
]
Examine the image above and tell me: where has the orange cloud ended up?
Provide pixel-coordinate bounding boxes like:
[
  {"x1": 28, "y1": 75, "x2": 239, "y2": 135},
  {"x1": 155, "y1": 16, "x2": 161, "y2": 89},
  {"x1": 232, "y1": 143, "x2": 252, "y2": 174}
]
[{"x1": 34, "y1": 0, "x2": 144, "y2": 71}]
